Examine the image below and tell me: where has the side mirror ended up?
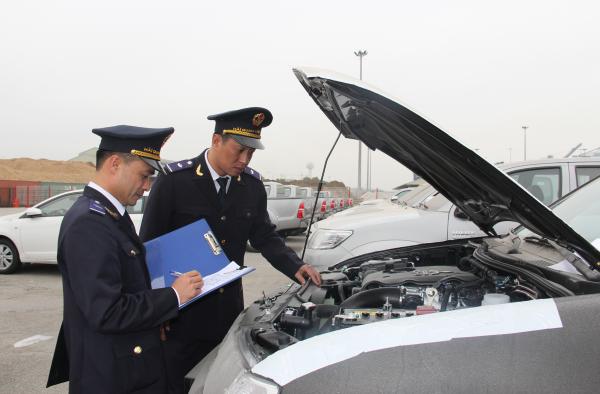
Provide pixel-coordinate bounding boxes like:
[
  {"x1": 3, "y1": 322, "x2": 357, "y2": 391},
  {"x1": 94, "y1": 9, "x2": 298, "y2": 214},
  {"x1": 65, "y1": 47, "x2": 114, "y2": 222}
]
[
  {"x1": 390, "y1": 196, "x2": 398, "y2": 203},
  {"x1": 23, "y1": 207, "x2": 43, "y2": 217},
  {"x1": 453, "y1": 207, "x2": 469, "y2": 220}
]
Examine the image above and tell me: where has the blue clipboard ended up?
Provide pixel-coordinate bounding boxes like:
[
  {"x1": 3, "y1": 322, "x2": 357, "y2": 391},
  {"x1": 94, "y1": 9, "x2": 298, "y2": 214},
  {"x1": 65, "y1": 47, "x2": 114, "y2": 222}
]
[{"x1": 144, "y1": 219, "x2": 254, "y2": 308}]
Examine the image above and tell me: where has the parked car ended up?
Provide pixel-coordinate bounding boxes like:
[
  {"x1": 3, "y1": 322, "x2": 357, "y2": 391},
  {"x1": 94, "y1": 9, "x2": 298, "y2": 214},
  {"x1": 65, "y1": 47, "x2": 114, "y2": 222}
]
[
  {"x1": 290, "y1": 185, "x2": 318, "y2": 226},
  {"x1": 348, "y1": 187, "x2": 417, "y2": 213},
  {"x1": 0, "y1": 190, "x2": 145, "y2": 274},
  {"x1": 263, "y1": 182, "x2": 308, "y2": 237},
  {"x1": 298, "y1": 187, "x2": 330, "y2": 223},
  {"x1": 332, "y1": 183, "x2": 437, "y2": 223},
  {"x1": 185, "y1": 68, "x2": 600, "y2": 393},
  {"x1": 309, "y1": 190, "x2": 334, "y2": 219},
  {"x1": 304, "y1": 156, "x2": 600, "y2": 269}
]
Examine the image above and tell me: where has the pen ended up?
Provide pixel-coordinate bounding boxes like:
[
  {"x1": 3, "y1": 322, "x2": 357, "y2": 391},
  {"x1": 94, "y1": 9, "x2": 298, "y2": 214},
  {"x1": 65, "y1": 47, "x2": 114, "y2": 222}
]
[{"x1": 169, "y1": 270, "x2": 183, "y2": 277}]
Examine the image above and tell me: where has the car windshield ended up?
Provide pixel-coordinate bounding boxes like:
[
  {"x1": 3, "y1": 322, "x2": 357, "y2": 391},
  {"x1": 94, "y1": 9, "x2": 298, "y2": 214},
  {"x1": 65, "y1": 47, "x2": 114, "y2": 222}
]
[
  {"x1": 517, "y1": 177, "x2": 600, "y2": 244},
  {"x1": 391, "y1": 189, "x2": 412, "y2": 201},
  {"x1": 399, "y1": 184, "x2": 435, "y2": 207},
  {"x1": 416, "y1": 192, "x2": 452, "y2": 211}
]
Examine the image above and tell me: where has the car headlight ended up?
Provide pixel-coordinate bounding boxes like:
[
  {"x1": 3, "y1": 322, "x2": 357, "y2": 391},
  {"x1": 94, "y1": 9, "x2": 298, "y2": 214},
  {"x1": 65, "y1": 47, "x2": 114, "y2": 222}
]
[
  {"x1": 307, "y1": 229, "x2": 353, "y2": 249},
  {"x1": 225, "y1": 372, "x2": 280, "y2": 394}
]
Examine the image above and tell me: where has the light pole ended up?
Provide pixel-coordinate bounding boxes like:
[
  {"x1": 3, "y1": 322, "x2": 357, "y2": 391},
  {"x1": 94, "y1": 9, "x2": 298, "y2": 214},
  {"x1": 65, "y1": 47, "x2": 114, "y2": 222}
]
[
  {"x1": 355, "y1": 50, "x2": 367, "y2": 190},
  {"x1": 522, "y1": 126, "x2": 529, "y2": 160}
]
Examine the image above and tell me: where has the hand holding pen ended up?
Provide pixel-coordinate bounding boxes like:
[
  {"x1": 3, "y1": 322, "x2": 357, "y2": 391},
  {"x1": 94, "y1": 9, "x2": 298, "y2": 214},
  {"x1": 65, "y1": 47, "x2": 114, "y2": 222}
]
[{"x1": 171, "y1": 270, "x2": 204, "y2": 304}]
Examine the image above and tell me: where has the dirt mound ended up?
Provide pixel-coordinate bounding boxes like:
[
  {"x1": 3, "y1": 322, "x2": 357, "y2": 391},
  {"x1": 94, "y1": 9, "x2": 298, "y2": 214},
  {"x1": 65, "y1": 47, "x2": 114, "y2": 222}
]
[{"x1": 0, "y1": 158, "x2": 95, "y2": 183}]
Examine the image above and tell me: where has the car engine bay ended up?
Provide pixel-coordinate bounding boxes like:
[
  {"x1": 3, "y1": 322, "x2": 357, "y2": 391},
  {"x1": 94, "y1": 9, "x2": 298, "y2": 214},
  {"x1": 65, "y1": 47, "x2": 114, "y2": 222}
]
[{"x1": 248, "y1": 236, "x2": 600, "y2": 356}]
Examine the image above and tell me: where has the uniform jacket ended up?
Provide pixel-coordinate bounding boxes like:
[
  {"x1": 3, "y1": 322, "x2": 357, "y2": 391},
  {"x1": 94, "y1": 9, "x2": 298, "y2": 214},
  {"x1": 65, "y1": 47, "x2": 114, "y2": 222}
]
[
  {"x1": 47, "y1": 186, "x2": 179, "y2": 394},
  {"x1": 139, "y1": 151, "x2": 303, "y2": 343}
]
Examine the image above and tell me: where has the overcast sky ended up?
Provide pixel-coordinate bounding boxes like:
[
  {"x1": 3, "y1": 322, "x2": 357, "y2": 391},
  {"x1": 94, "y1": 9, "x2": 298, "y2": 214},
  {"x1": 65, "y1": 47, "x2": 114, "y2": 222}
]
[{"x1": 2, "y1": 0, "x2": 599, "y2": 190}]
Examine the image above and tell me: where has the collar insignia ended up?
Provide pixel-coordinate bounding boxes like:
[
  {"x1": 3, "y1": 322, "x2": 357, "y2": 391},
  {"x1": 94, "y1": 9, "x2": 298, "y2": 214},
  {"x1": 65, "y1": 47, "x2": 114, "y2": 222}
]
[{"x1": 104, "y1": 206, "x2": 120, "y2": 220}]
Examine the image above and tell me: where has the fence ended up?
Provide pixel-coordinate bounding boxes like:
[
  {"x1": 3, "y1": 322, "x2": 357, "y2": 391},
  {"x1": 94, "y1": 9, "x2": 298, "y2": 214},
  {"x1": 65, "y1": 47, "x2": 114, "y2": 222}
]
[{"x1": 0, "y1": 183, "x2": 86, "y2": 207}]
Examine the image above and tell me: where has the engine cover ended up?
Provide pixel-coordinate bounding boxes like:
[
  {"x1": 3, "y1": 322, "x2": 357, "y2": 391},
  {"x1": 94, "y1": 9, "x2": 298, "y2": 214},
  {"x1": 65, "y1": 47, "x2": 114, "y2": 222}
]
[{"x1": 361, "y1": 265, "x2": 479, "y2": 289}]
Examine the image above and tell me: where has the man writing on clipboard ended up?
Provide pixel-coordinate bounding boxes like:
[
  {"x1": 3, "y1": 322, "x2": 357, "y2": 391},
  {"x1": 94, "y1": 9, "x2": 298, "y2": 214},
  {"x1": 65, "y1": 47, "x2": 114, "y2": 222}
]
[
  {"x1": 47, "y1": 125, "x2": 205, "y2": 394},
  {"x1": 140, "y1": 107, "x2": 321, "y2": 393}
]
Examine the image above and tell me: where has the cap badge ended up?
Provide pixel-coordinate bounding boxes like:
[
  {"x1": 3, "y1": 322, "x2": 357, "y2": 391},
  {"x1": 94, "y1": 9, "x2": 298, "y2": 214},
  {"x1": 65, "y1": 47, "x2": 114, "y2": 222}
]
[{"x1": 252, "y1": 113, "x2": 265, "y2": 127}]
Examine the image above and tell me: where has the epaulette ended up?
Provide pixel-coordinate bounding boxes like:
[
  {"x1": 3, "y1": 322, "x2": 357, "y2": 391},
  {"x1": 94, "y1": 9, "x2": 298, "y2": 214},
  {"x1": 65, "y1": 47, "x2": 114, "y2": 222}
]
[
  {"x1": 89, "y1": 200, "x2": 106, "y2": 216},
  {"x1": 244, "y1": 166, "x2": 261, "y2": 180},
  {"x1": 164, "y1": 159, "x2": 195, "y2": 174},
  {"x1": 89, "y1": 200, "x2": 119, "y2": 220}
]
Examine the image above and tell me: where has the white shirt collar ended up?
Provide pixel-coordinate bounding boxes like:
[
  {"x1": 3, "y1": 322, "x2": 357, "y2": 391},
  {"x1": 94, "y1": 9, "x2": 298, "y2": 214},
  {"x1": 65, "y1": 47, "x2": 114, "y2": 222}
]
[
  {"x1": 204, "y1": 149, "x2": 230, "y2": 192},
  {"x1": 88, "y1": 181, "x2": 126, "y2": 216}
]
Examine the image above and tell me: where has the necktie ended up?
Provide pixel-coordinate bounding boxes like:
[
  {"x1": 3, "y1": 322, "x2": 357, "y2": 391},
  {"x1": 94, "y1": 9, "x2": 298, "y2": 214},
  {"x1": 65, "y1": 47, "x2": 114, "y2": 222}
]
[{"x1": 217, "y1": 177, "x2": 228, "y2": 207}]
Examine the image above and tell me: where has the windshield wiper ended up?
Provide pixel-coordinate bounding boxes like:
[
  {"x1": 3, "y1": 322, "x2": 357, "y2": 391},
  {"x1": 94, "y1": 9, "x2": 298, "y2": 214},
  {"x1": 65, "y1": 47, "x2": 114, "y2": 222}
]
[
  {"x1": 415, "y1": 201, "x2": 429, "y2": 210},
  {"x1": 523, "y1": 235, "x2": 551, "y2": 246},
  {"x1": 524, "y1": 235, "x2": 600, "y2": 281}
]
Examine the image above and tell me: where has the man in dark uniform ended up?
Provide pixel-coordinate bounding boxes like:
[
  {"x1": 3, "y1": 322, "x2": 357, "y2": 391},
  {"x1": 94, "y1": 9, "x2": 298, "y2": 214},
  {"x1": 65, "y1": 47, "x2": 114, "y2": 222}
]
[
  {"x1": 140, "y1": 107, "x2": 321, "y2": 393},
  {"x1": 47, "y1": 125, "x2": 205, "y2": 394}
]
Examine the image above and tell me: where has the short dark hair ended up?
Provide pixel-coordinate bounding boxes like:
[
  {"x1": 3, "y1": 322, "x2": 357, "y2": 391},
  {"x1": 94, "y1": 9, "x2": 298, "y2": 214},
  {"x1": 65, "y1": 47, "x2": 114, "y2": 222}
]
[
  {"x1": 220, "y1": 134, "x2": 233, "y2": 143},
  {"x1": 95, "y1": 149, "x2": 138, "y2": 170}
]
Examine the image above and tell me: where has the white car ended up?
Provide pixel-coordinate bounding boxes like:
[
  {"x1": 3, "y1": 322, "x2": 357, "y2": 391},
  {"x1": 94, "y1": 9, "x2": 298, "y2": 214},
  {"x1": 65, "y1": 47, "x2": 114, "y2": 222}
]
[
  {"x1": 184, "y1": 67, "x2": 600, "y2": 394},
  {"x1": 0, "y1": 190, "x2": 144, "y2": 274},
  {"x1": 305, "y1": 157, "x2": 600, "y2": 269}
]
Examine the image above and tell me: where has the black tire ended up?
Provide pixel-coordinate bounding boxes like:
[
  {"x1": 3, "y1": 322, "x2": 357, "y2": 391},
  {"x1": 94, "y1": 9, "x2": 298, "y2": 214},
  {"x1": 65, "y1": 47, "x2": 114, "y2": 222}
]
[{"x1": 0, "y1": 238, "x2": 22, "y2": 274}]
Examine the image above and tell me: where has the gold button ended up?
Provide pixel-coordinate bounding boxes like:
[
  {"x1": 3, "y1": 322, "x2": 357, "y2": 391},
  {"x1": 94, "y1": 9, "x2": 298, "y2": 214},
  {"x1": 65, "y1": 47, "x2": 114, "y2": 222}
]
[
  {"x1": 221, "y1": 239, "x2": 226, "y2": 245},
  {"x1": 133, "y1": 346, "x2": 142, "y2": 354},
  {"x1": 219, "y1": 288, "x2": 224, "y2": 294}
]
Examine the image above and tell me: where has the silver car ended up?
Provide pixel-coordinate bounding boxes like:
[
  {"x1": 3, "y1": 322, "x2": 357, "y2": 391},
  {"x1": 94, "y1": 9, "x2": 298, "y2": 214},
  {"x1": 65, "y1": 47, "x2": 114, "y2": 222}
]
[{"x1": 185, "y1": 68, "x2": 600, "y2": 393}]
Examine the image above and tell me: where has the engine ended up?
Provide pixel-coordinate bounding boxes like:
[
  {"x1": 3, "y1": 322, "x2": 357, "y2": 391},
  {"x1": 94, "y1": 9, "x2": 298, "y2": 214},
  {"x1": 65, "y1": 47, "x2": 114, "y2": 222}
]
[
  {"x1": 252, "y1": 238, "x2": 587, "y2": 354},
  {"x1": 272, "y1": 255, "x2": 524, "y2": 340},
  {"x1": 328, "y1": 259, "x2": 485, "y2": 329}
]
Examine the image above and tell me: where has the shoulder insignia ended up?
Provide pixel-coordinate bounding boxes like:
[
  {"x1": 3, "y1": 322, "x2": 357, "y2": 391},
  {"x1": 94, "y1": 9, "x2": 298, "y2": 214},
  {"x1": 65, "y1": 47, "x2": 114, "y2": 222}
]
[
  {"x1": 164, "y1": 159, "x2": 195, "y2": 174},
  {"x1": 104, "y1": 206, "x2": 120, "y2": 220},
  {"x1": 89, "y1": 200, "x2": 106, "y2": 216},
  {"x1": 243, "y1": 166, "x2": 261, "y2": 181}
]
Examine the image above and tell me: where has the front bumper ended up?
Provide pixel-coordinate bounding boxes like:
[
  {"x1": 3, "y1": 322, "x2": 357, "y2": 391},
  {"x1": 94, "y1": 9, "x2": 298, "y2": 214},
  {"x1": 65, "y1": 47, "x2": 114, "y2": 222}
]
[{"x1": 187, "y1": 284, "x2": 299, "y2": 393}]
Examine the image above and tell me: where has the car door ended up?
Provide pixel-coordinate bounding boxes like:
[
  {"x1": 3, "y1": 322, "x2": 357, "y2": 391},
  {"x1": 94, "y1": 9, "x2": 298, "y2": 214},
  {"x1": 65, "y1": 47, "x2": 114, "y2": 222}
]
[
  {"x1": 275, "y1": 185, "x2": 295, "y2": 228},
  {"x1": 17, "y1": 192, "x2": 81, "y2": 262}
]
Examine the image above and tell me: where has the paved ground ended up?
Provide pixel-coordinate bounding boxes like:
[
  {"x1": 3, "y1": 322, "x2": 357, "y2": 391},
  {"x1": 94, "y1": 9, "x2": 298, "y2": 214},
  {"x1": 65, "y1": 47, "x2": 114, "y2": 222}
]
[{"x1": 0, "y1": 236, "x2": 306, "y2": 393}]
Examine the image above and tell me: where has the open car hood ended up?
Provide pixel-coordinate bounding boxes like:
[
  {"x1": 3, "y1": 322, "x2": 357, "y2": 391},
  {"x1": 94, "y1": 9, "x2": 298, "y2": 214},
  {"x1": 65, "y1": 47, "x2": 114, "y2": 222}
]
[{"x1": 294, "y1": 67, "x2": 600, "y2": 266}]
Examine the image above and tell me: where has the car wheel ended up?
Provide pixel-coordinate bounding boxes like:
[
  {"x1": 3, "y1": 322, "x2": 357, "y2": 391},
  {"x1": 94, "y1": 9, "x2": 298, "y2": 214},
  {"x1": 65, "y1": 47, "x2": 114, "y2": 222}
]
[{"x1": 0, "y1": 239, "x2": 21, "y2": 274}]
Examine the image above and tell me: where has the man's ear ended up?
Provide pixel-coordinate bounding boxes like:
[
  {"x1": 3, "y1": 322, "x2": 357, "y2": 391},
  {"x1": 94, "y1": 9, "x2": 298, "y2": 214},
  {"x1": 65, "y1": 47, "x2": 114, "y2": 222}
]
[
  {"x1": 106, "y1": 154, "x2": 121, "y2": 175},
  {"x1": 211, "y1": 133, "x2": 222, "y2": 148}
]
